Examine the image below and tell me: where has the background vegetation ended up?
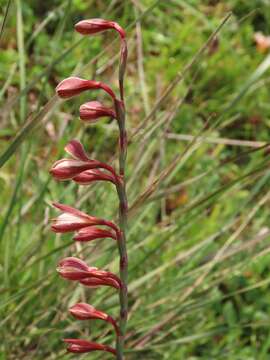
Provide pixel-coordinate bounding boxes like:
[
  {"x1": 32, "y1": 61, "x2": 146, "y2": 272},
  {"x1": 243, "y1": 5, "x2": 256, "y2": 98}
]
[{"x1": 0, "y1": 0, "x2": 270, "y2": 359}]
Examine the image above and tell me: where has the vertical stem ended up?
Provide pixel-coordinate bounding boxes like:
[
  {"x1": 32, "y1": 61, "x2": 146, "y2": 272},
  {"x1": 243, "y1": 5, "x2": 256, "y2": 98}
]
[
  {"x1": 119, "y1": 39, "x2": 128, "y2": 102},
  {"x1": 115, "y1": 99, "x2": 128, "y2": 360}
]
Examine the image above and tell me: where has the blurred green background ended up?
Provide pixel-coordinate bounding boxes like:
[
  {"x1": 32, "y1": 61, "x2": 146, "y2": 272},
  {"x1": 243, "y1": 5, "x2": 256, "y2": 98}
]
[{"x1": 0, "y1": 0, "x2": 270, "y2": 359}]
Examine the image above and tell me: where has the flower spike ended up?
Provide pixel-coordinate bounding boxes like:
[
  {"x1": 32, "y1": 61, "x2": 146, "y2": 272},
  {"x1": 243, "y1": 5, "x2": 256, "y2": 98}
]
[
  {"x1": 50, "y1": 17, "x2": 129, "y2": 358},
  {"x1": 56, "y1": 76, "x2": 116, "y2": 99},
  {"x1": 80, "y1": 101, "x2": 116, "y2": 122},
  {"x1": 51, "y1": 202, "x2": 120, "y2": 234},
  {"x1": 69, "y1": 303, "x2": 120, "y2": 335},
  {"x1": 64, "y1": 339, "x2": 116, "y2": 355},
  {"x1": 75, "y1": 18, "x2": 125, "y2": 39}
]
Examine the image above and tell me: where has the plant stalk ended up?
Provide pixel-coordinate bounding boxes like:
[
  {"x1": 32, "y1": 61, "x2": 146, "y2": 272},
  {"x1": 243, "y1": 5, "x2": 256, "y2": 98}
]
[{"x1": 115, "y1": 98, "x2": 128, "y2": 360}]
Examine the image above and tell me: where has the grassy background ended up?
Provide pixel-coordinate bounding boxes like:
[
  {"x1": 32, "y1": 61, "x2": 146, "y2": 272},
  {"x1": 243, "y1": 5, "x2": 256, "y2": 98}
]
[{"x1": 0, "y1": 0, "x2": 270, "y2": 359}]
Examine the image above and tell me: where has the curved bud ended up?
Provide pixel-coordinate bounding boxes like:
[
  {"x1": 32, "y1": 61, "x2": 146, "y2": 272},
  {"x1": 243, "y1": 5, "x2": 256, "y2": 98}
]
[
  {"x1": 64, "y1": 140, "x2": 89, "y2": 161},
  {"x1": 73, "y1": 226, "x2": 117, "y2": 242},
  {"x1": 73, "y1": 169, "x2": 117, "y2": 185},
  {"x1": 64, "y1": 339, "x2": 116, "y2": 355},
  {"x1": 50, "y1": 158, "x2": 116, "y2": 181},
  {"x1": 51, "y1": 202, "x2": 119, "y2": 233},
  {"x1": 75, "y1": 18, "x2": 125, "y2": 39},
  {"x1": 80, "y1": 101, "x2": 116, "y2": 122},
  {"x1": 50, "y1": 159, "x2": 100, "y2": 181},
  {"x1": 69, "y1": 303, "x2": 120, "y2": 335},
  {"x1": 56, "y1": 76, "x2": 115, "y2": 99},
  {"x1": 57, "y1": 256, "x2": 121, "y2": 288},
  {"x1": 50, "y1": 139, "x2": 118, "y2": 181},
  {"x1": 80, "y1": 277, "x2": 120, "y2": 290},
  {"x1": 57, "y1": 257, "x2": 95, "y2": 281}
]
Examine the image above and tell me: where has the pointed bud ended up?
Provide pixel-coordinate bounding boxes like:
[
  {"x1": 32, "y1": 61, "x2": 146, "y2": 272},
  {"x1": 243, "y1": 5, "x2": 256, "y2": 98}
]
[
  {"x1": 51, "y1": 202, "x2": 119, "y2": 233},
  {"x1": 73, "y1": 169, "x2": 117, "y2": 185},
  {"x1": 64, "y1": 139, "x2": 89, "y2": 161},
  {"x1": 56, "y1": 76, "x2": 115, "y2": 99},
  {"x1": 50, "y1": 159, "x2": 115, "y2": 181},
  {"x1": 73, "y1": 226, "x2": 116, "y2": 242},
  {"x1": 50, "y1": 140, "x2": 118, "y2": 181},
  {"x1": 57, "y1": 257, "x2": 96, "y2": 280},
  {"x1": 57, "y1": 257, "x2": 121, "y2": 289},
  {"x1": 50, "y1": 159, "x2": 99, "y2": 180},
  {"x1": 80, "y1": 101, "x2": 116, "y2": 122},
  {"x1": 64, "y1": 339, "x2": 116, "y2": 355},
  {"x1": 80, "y1": 277, "x2": 120, "y2": 290},
  {"x1": 75, "y1": 18, "x2": 125, "y2": 39},
  {"x1": 69, "y1": 303, "x2": 120, "y2": 335}
]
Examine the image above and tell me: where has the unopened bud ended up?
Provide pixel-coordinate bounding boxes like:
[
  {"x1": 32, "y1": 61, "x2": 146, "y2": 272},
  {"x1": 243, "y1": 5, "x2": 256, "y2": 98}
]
[
  {"x1": 75, "y1": 18, "x2": 125, "y2": 39},
  {"x1": 56, "y1": 76, "x2": 115, "y2": 99},
  {"x1": 80, "y1": 101, "x2": 116, "y2": 122}
]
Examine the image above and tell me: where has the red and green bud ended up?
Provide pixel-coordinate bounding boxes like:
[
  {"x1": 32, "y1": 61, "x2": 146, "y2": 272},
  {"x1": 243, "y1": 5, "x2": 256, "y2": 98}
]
[
  {"x1": 80, "y1": 101, "x2": 116, "y2": 122},
  {"x1": 50, "y1": 139, "x2": 118, "y2": 181},
  {"x1": 69, "y1": 303, "x2": 120, "y2": 335},
  {"x1": 56, "y1": 76, "x2": 115, "y2": 99},
  {"x1": 64, "y1": 339, "x2": 116, "y2": 355},
  {"x1": 57, "y1": 257, "x2": 121, "y2": 289},
  {"x1": 75, "y1": 18, "x2": 125, "y2": 39},
  {"x1": 80, "y1": 276, "x2": 120, "y2": 290},
  {"x1": 57, "y1": 257, "x2": 92, "y2": 280},
  {"x1": 73, "y1": 169, "x2": 117, "y2": 185},
  {"x1": 51, "y1": 202, "x2": 119, "y2": 234},
  {"x1": 73, "y1": 226, "x2": 117, "y2": 242}
]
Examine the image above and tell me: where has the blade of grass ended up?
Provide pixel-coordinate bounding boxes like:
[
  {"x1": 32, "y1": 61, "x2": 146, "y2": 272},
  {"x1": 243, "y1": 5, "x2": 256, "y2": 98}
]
[{"x1": 0, "y1": 0, "x2": 11, "y2": 42}]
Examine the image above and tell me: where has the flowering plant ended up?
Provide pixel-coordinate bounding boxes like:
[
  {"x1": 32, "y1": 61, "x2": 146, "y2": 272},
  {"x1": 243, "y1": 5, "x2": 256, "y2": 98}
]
[{"x1": 51, "y1": 18, "x2": 128, "y2": 359}]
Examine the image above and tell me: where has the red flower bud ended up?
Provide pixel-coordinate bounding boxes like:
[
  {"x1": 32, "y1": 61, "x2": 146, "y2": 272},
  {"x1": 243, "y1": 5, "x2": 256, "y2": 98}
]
[
  {"x1": 64, "y1": 339, "x2": 116, "y2": 355},
  {"x1": 69, "y1": 303, "x2": 120, "y2": 335},
  {"x1": 57, "y1": 257, "x2": 121, "y2": 289},
  {"x1": 50, "y1": 140, "x2": 118, "y2": 181},
  {"x1": 56, "y1": 76, "x2": 115, "y2": 99},
  {"x1": 73, "y1": 226, "x2": 117, "y2": 242},
  {"x1": 64, "y1": 139, "x2": 89, "y2": 161},
  {"x1": 80, "y1": 101, "x2": 116, "y2": 122},
  {"x1": 80, "y1": 277, "x2": 120, "y2": 289},
  {"x1": 50, "y1": 159, "x2": 97, "y2": 180},
  {"x1": 57, "y1": 257, "x2": 96, "y2": 281},
  {"x1": 73, "y1": 169, "x2": 117, "y2": 185},
  {"x1": 75, "y1": 18, "x2": 125, "y2": 39},
  {"x1": 51, "y1": 202, "x2": 119, "y2": 234}
]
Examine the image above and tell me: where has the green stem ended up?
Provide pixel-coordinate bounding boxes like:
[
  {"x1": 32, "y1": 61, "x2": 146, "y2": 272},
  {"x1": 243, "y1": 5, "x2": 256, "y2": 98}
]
[{"x1": 115, "y1": 99, "x2": 128, "y2": 360}]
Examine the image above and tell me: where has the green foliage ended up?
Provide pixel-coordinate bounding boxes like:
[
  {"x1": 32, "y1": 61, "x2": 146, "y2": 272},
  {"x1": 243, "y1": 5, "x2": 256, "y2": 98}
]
[{"x1": 0, "y1": 0, "x2": 270, "y2": 359}]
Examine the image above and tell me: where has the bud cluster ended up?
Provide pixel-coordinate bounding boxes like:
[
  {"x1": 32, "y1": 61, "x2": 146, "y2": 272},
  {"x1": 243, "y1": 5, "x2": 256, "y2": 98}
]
[{"x1": 50, "y1": 18, "x2": 128, "y2": 358}]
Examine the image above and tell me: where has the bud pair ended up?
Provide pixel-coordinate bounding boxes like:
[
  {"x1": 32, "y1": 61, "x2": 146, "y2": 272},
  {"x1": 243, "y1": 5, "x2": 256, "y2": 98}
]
[
  {"x1": 64, "y1": 338, "x2": 116, "y2": 355},
  {"x1": 50, "y1": 139, "x2": 118, "y2": 183},
  {"x1": 69, "y1": 302, "x2": 120, "y2": 336},
  {"x1": 51, "y1": 202, "x2": 120, "y2": 236},
  {"x1": 56, "y1": 77, "x2": 117, "y2": 123},
  {"x1": 57, "y1": 257, "x2": 121, "y2": 289}
]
